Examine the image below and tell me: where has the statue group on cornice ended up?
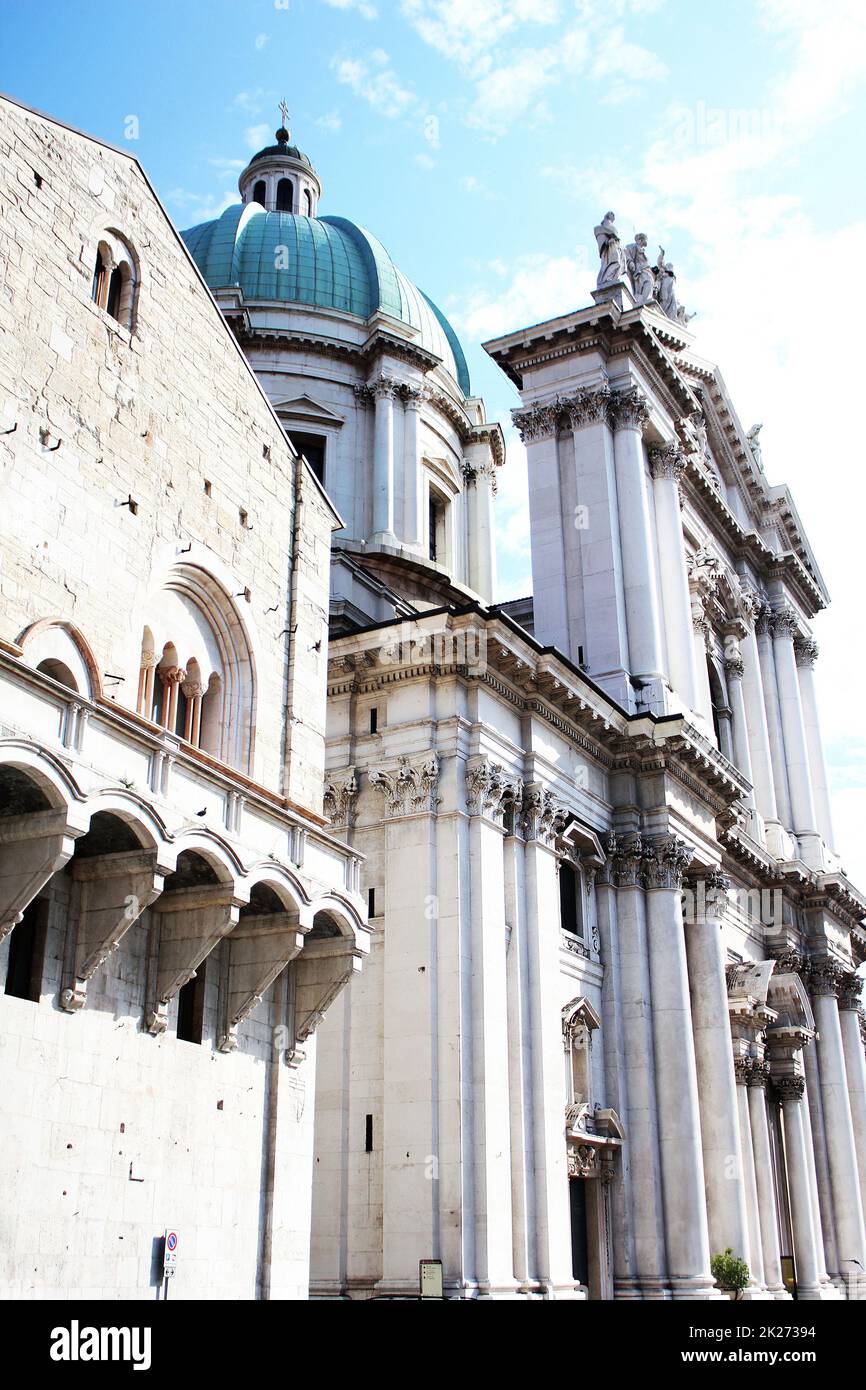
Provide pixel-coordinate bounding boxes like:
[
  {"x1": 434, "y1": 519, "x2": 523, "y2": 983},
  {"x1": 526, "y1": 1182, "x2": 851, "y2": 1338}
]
[{"x1": 594, "y1": 212, "x2": 694, "y2": 324}]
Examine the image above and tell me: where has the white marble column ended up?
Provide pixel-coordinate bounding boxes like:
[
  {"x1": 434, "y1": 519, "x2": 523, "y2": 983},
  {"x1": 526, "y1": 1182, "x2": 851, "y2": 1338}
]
[
  {"x1": 734, "y1": 1059, "x2": 765, "y2": 1288},
  {"x1": 402, "y1": 385, "x2": 423, "y2": 549},
  {"x1": 755, "y1": 605, "x2": 793, "y2": 832},
  {"x1": 522, "y1": 788, "x2": 581, "y2": 1298},
  {"x1": 747, "y1": 1066, "x2": 789, "y2": 1297},
  {"x1": 776, "y1": 1075, "x2": 823, "y2": 1299},
  {"x1": 801, "y1": 1036, "x2": 840, "y2": 1286},
  {"x1": 643, "y1": 836, "x2": 714, "y2": 1298},
  {"x1": 465, "y1": 762, "x2": 517, "y2": 1295},
  {"x1": 794, "y1": 637, "x2": 835, "y2": 851},
  {"x1": 771, "y1": 607, "x2": 822, "y2": 865},
  {"x1": 683, "y1": 871, "x2": 752, "y2": 1272},
  {"x1": 839, "y1": 978, "x2": 866, "y2": 1229},
  {"x1": 606, "y1": 834, "x2": 667, "y2": 1297},
  {"x1": 691, "y1": 610, "x2": 714, "y2": 726},
  {"x1": 464, "y1": 452, "x2": 496, "y2": 602},
  {"x1": 724, "y1": 648, "x2": 759, "y2": 829},
  {"x1": 810, "y1": 964, "x2": 866, "y2": 1286},
  {"x1": 739, "y1": 616, "x2": 780, "y2": 837},
  {"x1": 371, "y1": 377, "x2": 397, "y2": 546},
  {"x1": 594, "y1": 856, "x2": 636, "y2": 1296},
  {"x1": 649, "y1": 443, "x2": 698, "y2": 710},
  {"x1": 609, "y1": 390, "x2": 665, "y2": 691}
]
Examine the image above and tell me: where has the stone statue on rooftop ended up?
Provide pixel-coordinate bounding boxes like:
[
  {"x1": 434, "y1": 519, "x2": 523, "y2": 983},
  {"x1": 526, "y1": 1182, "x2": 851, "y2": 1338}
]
[
  {"x1": 626, "y1": 233, "x2": 655, "y2": 306},
  {"x1": 654, "y1": 247, "x2": 680, "y2": 320},
  {"x1": 594, "y1": 211, "x2": 628, "y2": 288},
  {"x1": 747, "y1": 423, "x2": 765, "y2": 472}
]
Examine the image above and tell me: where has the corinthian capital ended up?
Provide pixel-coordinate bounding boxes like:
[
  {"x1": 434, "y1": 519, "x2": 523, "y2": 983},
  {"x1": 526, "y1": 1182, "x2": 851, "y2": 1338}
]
[
  {"x1": 602, "y1": 832, "x2": 644, "y2": 888},
  {"x1": 560, "y1": 385, "x2": 611, "y2": 430},
  {"x1": 521, "y1": 783, "x2": 567, "y2": 844},
  {"x1": 323, "y1": 767, "x2": 359, "y2": 827},
  {"x1": 808, "y1": 961, "x2": 844, "y2": 998},
  {"x1": 794, "y1": 636, "x2": 819, "y2": 668},
  {"x1": 512, "y1": 402, "x2": 559, "y2": 443},
  {"x1": 773, "y1": 1075, "x2": 806, "y2": 1105},
  {"x1": 642, "y1": 835, "x2": 694, "y2": 891},
  {"x1": 838, "y1": 973, "x2": 863, "y2": 1012},
  {"x1": 770, "y1": 604, "x2": 799, "y2": 641},
  {"x1": 372, "y1": 376, "x2": 400, "y2": 400},
  {"x1": 648, "y1": 440, "x2": 687, "y2": 482},
  {"x1": 608, "y1": 386, "x2": 650, "y2": 433},
  {"x1": 465, "y1": 757, "x2": 508, "y2": 820}
]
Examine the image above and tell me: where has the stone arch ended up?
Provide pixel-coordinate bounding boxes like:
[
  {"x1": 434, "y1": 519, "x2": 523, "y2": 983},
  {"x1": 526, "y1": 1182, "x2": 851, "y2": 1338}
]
[
  {"x1": 306, "y1": 891, "x2": 366, "y2": 940},
  {"x1": 242, "y1": 861, "x2": 310, "y2": 921},
  {"x1": 0, "y1": 740, "x2": 83, "y2": 812},
  {"x1": 18, "y1": 619, "x2": 102, "y2": 699},
  {"x1": 89, "y1": 226, "x2": 139, "y2": 330},
  {"x1": 135, "y1": 562, "x2": 258, "y2": 773}
]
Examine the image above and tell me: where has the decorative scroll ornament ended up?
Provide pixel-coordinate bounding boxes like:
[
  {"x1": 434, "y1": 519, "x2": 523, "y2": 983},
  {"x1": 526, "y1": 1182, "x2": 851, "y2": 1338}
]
[
  {"x1": 687, "y1": 545, "x2": 723, "y2": 599},
  {"x1": 323, "y1": 767, "x2": 359, "y2": 826},
  {"x1": 368, "y1": 755, "x2": 441, "y2": 817},
  {"x1": 677, "y1": 410, "x2": 710, "y2": 462}
]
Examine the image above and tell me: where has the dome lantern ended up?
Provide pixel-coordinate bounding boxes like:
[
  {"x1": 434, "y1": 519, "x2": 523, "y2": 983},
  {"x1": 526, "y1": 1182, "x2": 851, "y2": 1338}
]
[{"x1": 238, "y1": 100, "x2": 322, "y2": 216}]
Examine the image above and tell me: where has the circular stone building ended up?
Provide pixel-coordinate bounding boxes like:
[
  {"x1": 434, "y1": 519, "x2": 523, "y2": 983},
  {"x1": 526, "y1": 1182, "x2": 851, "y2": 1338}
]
[{"x1": 182, "y1": 124, "x2": 503, "y2": 632}]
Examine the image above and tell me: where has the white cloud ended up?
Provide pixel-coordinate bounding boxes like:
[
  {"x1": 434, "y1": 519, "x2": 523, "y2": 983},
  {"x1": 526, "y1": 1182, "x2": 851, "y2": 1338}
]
[
  {"x1": 322, "y1": 0, "x2": 378, "y2": 18},
  {"x1": 255, "y1": 32, "x2": 270, "y2": 50},
  {"x1": 232, "y1": 90, "x2": 271, "y2": 117},
  {"x1": 165, "y1": 188, "x2": 238, "y2": 224},
  {"x1": 415, "y1": 151, "x2": 437, "y2": 169},
  {"x1": 315, "y1": 109, "x2": 343, "y2": 133},
  {"x1": 244, "y1": 123, "x2": 273, "y2": 150},
  {"x1": 331, "y1": 51, "x2": 416, "y2": 117}
]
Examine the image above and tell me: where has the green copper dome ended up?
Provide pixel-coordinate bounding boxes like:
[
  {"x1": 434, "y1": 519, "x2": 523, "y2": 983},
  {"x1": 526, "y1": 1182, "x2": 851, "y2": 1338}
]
[{"x1": 181, "y1": 205, "x2": 471, "y2": 395}]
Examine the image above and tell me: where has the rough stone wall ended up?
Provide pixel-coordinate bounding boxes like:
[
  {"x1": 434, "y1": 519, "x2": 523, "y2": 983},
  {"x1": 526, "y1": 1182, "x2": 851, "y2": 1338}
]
[
  {"x1": 0, "y1": 95, "x2": 333, "y2": 805},
  {"x1": 0, "y1": 97, "x2": 334, "y2": 1299}
]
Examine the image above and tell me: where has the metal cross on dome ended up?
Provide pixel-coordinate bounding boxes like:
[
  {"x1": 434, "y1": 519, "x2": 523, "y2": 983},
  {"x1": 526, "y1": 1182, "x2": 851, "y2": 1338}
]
[{"x1": 278, "y1": 99, "x2": 290, "y2": 131}]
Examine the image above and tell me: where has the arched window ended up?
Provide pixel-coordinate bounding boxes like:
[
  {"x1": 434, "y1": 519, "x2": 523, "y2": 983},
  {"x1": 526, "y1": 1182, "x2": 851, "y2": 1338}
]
[
  {"x1": 36, "y1": 658, "x2": 78, "y2": 691},
  {"x1": 276, "y1": 178, "x2": 294, "y2": 212},
  {"x1": 135, "y1": 568, "x2": 256, "y2": 771},
  {"x1": 91, "y1": 249, "x2": 107, "y2": 306},
  {"x1": 303, "y1": 188, "x2": 313, "y2": 216},
  {"x1": 252, "y1": 179, "x2": 267, "y2": 207},
  {"x1": 90, "y1": 231, "x2": 138, "y2": 330},
  {"x1": 707, "y1": 656, "x2": 733, "y2": 760},
  {"x1": 428, "y1": 486, "x2": 448, "y2": 564}
]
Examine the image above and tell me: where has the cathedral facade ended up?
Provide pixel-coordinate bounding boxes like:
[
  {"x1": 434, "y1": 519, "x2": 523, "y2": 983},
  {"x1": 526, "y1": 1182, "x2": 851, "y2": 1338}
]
[{"x1": 1, "y1": 95, "x2": 865, "y2": 1300}]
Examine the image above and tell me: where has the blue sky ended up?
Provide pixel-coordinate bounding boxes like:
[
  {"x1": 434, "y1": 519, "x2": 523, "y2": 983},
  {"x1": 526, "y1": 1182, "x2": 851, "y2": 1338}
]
[{"x1": 3, "y1": 0, "x2": 865, "y2": 882}]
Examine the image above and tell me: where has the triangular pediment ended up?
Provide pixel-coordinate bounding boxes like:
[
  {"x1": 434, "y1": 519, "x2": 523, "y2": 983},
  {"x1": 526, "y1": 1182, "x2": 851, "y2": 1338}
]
[{"x1": 272, "y1": 393, "x2": 345, "y2": 427}]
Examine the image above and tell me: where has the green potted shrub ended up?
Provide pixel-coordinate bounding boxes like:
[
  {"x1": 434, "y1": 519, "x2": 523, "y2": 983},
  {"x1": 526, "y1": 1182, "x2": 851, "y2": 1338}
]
[{"x1": 711, "y1": 1248, "x2": 750, "y2": 1299}]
